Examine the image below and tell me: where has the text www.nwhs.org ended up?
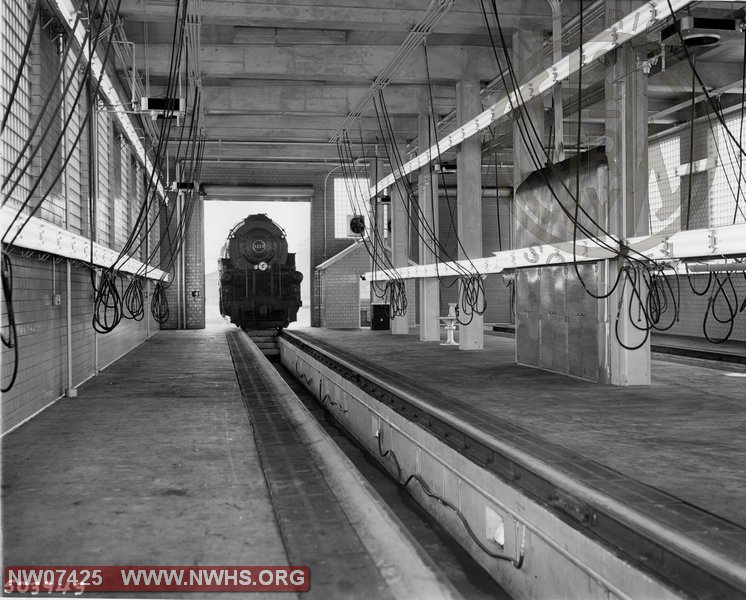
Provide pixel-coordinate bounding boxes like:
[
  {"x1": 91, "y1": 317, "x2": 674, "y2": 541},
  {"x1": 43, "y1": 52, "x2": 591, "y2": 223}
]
[{"x1": 4, "y1": 566, "x2": 310, "y2": 594}]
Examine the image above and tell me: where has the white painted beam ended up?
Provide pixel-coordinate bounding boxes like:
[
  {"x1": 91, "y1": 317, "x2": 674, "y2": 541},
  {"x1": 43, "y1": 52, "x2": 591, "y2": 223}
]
[
  {"x1": 1, "y1": 206, "x2": 169, "y2": 280},
  {"x1": 366, "y1": 238, "x2": 618, "y2": 281},
  {"x1": 364, "y1": 224, "x2": 746, "y2": 281}
]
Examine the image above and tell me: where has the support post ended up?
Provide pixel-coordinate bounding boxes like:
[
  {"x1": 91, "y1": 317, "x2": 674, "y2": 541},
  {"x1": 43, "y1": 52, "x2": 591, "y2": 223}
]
[
  {"x1": 94, "y1": 269, "x2": 99, "y2": 374},
  {"x1": 65, "y1": 260, "x2": 77, "y2": 397},
  {"x1": 548, "y1": 0, "x2": 565, "y2": 162},
  {"x1": 146, "y1": 278, "x2": 151, "y2": 341},
  {"x1": 175, "y1": 191, "x2": 183, "y2": 329},
  {"x1": 390, "y1": 160, "x2": 409, "y2": 335},
  {"x1": 418, "y1": 88, "x2": 440, "y2": 341},
  {"x1": 457, "y1": 77, "x2": 483, "y2": 349},
  {"x1": 369, "y1": 154, "x2": 385, "y2": 325},
  {"x1": 603, "y1": 29, "x2": 651, "y2": 385}
]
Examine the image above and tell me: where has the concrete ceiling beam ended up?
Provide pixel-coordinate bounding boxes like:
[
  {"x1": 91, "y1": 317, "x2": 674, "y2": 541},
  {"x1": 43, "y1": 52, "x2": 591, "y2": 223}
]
[
  {"x1": 135, "y1": 44, "x2": 500, "y2": 83},
  {"x1": 200, "y1": 84, "x2": 455, "y2": 116},
  {"x1": 203, "y1": 127, "x2": 411, "y2": 143},
  {"x1": 203, "y1": 113, "x2": 416, "y2": 132},
  {"x1": 188, "y1": 144, "x2": 346, "y2": 161},
  {"x1": 119, "y1": 0, "x2": 555, "y2": 34}
]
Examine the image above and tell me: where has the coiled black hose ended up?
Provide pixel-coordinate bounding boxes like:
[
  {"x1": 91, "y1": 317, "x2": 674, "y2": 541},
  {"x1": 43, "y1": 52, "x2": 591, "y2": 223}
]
[
  {"x1": 122, "y1": 277, "x2": 144, "y2": 321},
  {"x1": 1, "y1": 251, "x2": 18, "y2": 392},
  {"x1": 93, "y1": 270, "x2": 123, "y2": 334},
  {"x1": 150, "y1": 281, "x2": 170, "y2": 324}
]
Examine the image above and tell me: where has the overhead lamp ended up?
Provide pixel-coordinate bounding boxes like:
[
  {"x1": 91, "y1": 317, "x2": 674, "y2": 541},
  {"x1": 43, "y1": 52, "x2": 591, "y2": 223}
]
[{"x1": 660, "y1": 15, "x2": 733, "y2": 48}]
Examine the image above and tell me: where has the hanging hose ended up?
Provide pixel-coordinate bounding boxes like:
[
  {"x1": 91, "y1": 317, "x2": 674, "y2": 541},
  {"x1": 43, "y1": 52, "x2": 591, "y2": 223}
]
[
  {"x1": 150, "y1": 280, "x2": 170, "y2": 323},
  {"x1": 1, "y1": 250, "x2": 19, "y2": 392},
  {"x1": 122, "y1": 277, "x2": 145, "y2": 321},
  {"x1": 92, "y1": 270, "x2": 123, "y2": 334}
]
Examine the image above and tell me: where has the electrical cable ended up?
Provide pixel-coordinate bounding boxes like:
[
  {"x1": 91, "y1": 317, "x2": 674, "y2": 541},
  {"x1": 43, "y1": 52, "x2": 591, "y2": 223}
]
[
  {"x1": 122, "y1": 276, "x2": 145, "y2": 320},
  {"x1": 0, "y1": 0, "x2": 42, "y2": 135},
  {"x1": 371, "y1": 78, "x2": 487, "y2": 324},
  {"x1": 92, "y1": 269, "x2": 123, "y2": 333},
  {"x1": 150, "y1": 280, "x2": 170, "y2": 323},
  {"x1": 2, "y1": 2, "x2": 88, "y2": 211},
  {"x1": 375, "y1": 428, "x2": 524, "y2": 568},
  {"x1": 480, "y1": 0, "x2": 682, "y2": 349},
  {"x1": 1, "y1": 250, "x2": 19, "y2": 392}
]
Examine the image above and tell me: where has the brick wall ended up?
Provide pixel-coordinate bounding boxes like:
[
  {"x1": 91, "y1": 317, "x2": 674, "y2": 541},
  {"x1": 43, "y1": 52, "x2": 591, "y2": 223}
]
[
  {"x1": 1, "y1": 10, "x2": 167, "y2": 433},
  {"x1": 1, "y1": 253, "x2": 159, "y2": 434},
  {"x1": 95, "y1": 110, "x2": 112, "y2": 247},
  {"x1": 64, "y1": 50, "x2": 85, "y2": 235},
  {"x1": 318, "y1": 243, "x2": 369, "y2": 328},
  {"x1": 680, "y1": 117, "x2": 711, "y2": 230},
  {"x1": 158, "y1": 192, "x2": 205, "y2": 330},
  {"x1": 185, "y1": 198, "x2": 205, "y2": 328},
  {"x1": 159, "y1": 197, "x2": 180, "y2": 329},
  {"x1": 30, "y1": 19, "x2": 65, "y2": 226},
  {"x1": 658, "y1": 274, "x2": 746, "y2": 342}
]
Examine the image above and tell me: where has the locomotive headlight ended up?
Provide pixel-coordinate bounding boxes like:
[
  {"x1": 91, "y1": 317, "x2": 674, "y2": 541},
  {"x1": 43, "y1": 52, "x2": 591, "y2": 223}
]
[{"x1": 257, "y1": 262, "x2": 269, "y2": 271}]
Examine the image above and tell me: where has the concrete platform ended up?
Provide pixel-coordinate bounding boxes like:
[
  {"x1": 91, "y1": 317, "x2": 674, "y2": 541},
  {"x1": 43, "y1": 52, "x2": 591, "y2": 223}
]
[
  {"x1": 288, "y1": 328, "x2": 746, "y2": 529},
  {"x1": 281, "y1": 327, "x2": 746, "y2": 597},
  {"x1": 489, "y1": 323, "x2": 746, "y2": 364}
]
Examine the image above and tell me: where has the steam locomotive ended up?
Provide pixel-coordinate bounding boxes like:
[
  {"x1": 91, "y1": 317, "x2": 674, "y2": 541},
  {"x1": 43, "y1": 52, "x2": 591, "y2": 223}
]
[{"x1": 219, "y1": 214, "x2": 303, "y2": 330}]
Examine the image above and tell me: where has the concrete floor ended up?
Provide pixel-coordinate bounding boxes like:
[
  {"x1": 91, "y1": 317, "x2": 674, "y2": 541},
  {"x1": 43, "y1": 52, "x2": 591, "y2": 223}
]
[
  {"x1": 291, "y1": 327, "x2": 746, "y2": 532},
  {"x1": 1, "y1": 324, "x2": 293, "y2": 597}
]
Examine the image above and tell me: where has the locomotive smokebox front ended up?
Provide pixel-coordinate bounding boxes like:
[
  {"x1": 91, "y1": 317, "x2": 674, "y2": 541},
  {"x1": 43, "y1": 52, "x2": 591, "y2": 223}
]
[
  {"x1": 228, "y1": 214, "x2": 289, "y2": 270},
  {"x1": 219, "y1": 214, "x2": 302, "y2": 330}
]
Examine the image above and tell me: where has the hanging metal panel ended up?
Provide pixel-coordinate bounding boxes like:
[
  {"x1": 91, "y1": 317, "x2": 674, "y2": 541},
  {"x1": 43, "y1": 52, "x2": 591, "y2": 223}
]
[
  {"x1": 539, "y1": 266, "x2": 568, "y2": 374},
  {"x1": 516, "y1": 267, "x2": 540, "y2": 367},
  {"x1": 566, "y1": 263, "x2": 600, "y2": 382}
]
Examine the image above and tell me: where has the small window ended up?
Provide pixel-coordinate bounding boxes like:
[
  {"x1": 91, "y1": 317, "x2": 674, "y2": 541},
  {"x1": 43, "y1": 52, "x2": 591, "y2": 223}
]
[
  {"x1": 709, "y1": 114, "x2": 746, "y2": 227},
  {"x1": 334, "y1": 177, "x2": 369, "y2": 238},
  {"x1": 648, "y1": 135, "x2": 680, "y2": 234}
]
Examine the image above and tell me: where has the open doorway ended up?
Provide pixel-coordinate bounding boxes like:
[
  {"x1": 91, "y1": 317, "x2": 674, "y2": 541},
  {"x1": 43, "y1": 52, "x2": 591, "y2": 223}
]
[{"x1": 203, "y1": 200, "x2": 311, "y2": 328}]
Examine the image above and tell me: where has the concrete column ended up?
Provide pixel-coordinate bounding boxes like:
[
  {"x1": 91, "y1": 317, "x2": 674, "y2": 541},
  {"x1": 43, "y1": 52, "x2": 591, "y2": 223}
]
[
  {"x1": 65, "y1": 260, "x2": 77, "y2": 397},
  {"x1": 390, "y1": 159, "x2": 409, "y2": 335},
  {"x1": 603, "y1": 34, "x2": 651, "y2": 385},
  {"x1": 456, "y1": 77, "x2": 483, "y2": 350},
  {"x1": 369, "y1": 155, "x2": 385, "y2": 319},
  {"x1": 175, "y1": 191, "x2": 183, "y2": 329},
  {"x1": 418, "y1": 88, "x2": 440, "y2": 341},
  {"x1": 512, "y1": 29, "x2": 547, "y2": 190},
  {"x1": 548, "y1": 0, "x2": 565, "y2": 162}
]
